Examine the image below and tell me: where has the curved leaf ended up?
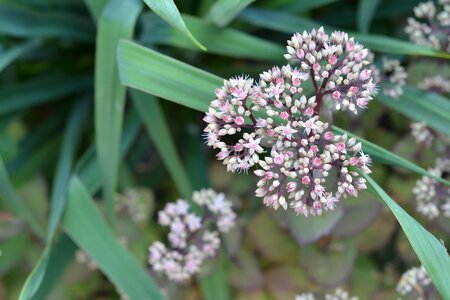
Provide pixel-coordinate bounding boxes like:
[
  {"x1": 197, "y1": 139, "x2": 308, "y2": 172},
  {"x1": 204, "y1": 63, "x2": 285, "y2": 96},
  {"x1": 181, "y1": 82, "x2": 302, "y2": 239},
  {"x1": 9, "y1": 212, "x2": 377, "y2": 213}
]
[
  {"x1": 142, "y1": 0, "x2": 206, "y2": 50},
  {"x1": 0, "y1": 39, "x2": 42, "y2": 72},
  {"x1": 207, "y1": 0, "x2": 255, "y2": 27}
]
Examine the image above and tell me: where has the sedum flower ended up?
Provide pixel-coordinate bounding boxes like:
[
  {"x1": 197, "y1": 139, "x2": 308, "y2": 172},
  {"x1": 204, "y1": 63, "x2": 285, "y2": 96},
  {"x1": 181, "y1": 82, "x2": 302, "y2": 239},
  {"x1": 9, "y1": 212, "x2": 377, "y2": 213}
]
[
  {"x1": 419, "y1": 75, "x2": 450, "y2": 93},
  {"x1": 374, "y1": 58, "x2": 408, "y2": 99},
  {"x1": 411, "y1": 122, "x2": 435, "y2": 146},
  {"x1": 405, "y1": 0, "x2": 450, "y2": 52},
  {"x1": 412, "y1": 157, "x2": 450, "y2": 219},
  {"x1": 285, "y1": 27, "x2": 377, "y2": 114},
  {"x1": 204, "y1": 28, "x2": 376, "y2": 217},
  {"x1": 397, "y1": 265, "x2": 434, "y2": 300},
  {"x1": 148, "y1": 189, "x2": 235, "y2": 282},
  {"x1": 296, "y1": 288, "x2": 359, "y2": 300}
]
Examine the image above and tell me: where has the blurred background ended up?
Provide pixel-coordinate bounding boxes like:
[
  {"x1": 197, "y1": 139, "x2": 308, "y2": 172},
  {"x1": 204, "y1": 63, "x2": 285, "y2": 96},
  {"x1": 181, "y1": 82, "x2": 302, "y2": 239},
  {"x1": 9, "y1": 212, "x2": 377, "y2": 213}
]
[{"x1": 0, "y1": 0, "x2": 449, "y2": 299}]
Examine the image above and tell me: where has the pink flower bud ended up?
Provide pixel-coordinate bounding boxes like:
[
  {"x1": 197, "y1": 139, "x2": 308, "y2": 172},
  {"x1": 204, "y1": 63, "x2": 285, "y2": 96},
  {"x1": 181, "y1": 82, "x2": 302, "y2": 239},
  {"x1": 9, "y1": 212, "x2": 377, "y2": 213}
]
[
  {"x1": 234, "y1": 116, "x2": 244, "y2": 125},
  {"x1": 301, "y1": 176, "x2": 310, "y2": 185},
  {"x1": 332, "y1": 91, "x2": 341, "y2": 100},
  {"x1": 280, "y1": 111, "x2": 289, "y2": 119},
  {"x1": 287, "y1": 182, "x2": 297, "y2": 192}
]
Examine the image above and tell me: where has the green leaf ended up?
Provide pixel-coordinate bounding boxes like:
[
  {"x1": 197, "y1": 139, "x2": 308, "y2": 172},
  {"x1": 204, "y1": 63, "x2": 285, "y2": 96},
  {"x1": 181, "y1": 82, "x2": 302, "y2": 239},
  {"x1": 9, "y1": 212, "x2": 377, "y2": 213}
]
[
  {"x1": 140, "y1": 13, "x2": 284, "y2": 61},
  {"x1": 94, "y1": 0, "x2": 142, "y2": 226},
  {"x1": 207, "y1": 0, "x2": 255, "y2": 27},
  {"x1": 279, "y1": 0, "x2": 340, "y2": 11},
  {"x1": 198, "y1": 253, "x2": 232, "y2": 300},
  {"x1": 357, "y1": 0, "x2": 380, "y2": 33},
  {"x1": 0, "y1": 39, "x2": 42, "y2": 72},
  {"x1": 364, "y1": 174, "x2": 450, "y2": 299},
  {"x1": 142, "y1": 0, "x2": 206, "y2": 50},
  {"x1": 118, "y1": 39, "x2": 221, "y2": 112},
  {"x1": 0, "y1": 4, "x2": 94, "y2": 42},
  {"x1": 332, "y1": 126, "x2": 450, "y2": 186},
  {"x1": 18, "y1": 100, "x2": 88, "y2": 300},
  {"x1": 84, "y1": 0, "x2": 108, "y2": 21},
  {"x1": 0, "y1": 154, "x2": 44, "y2": 239},
  {"x1": 62, "y1": 176, "x2": 165, "y2": 300},
  {"x1": 131, "y1": 90, "x2": 193, "y2": 199},
  {"x1": 238, "y1": 7, "x2": 450, "y2": 58},
  {"x1": 377, "y1": 85, "x2": 450, "y2": 137},
  {"x1": 0, "y1": 73, "x2": 92, "y2": 115}
]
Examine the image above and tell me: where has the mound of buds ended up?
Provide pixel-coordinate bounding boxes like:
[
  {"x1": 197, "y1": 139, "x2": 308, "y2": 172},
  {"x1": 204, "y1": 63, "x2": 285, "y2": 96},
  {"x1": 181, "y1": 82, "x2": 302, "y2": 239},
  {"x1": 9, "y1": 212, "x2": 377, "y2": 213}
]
[
  {"x1": 411, "y1": 121, "x2": 435, "y2": 146},
  {"x1": 396, "y1": 265, "x2": 434, "y2": 299},
  {"x1": 412, "y1": 157, "x2": 450, "y2": 219},
  {"x1": 285, "y1": 27, "x2": 377, "y2": 113},
  {"x1": 373, "y1": 58, "x2": 408, "y2": 99},
  {"x1": 148, "y1": 189, "x2": 236, "y2": 282},
  {"x1": 204, "y1": 28, "x2": 375, "y2": 217},
  {"x1": 296, "y1": 288, "x2": 358, "y2": 300},
  {"x1": 405, "y1": 0, "x2": 450, "y2": 52}
]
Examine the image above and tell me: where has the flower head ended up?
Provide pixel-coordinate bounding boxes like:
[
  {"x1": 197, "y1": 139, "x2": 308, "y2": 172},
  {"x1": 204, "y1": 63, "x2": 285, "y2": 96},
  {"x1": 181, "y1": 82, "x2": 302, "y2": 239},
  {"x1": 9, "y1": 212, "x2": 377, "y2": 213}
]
[
  {"x1": 374, "y1": 58, "x2": 408, "y2": 99},
  {"x1": 405, "y1": 0, "x2": 450, "y2": 52},
  {"x1": 148, "y1": 189, "x2": 236, "y2": 282},
  {"x1": 412, "y1": 157, "x2": 450, "y2": 219},
  {"x1": 397, "y1": 265, "x2": 434, "y2": 298}
]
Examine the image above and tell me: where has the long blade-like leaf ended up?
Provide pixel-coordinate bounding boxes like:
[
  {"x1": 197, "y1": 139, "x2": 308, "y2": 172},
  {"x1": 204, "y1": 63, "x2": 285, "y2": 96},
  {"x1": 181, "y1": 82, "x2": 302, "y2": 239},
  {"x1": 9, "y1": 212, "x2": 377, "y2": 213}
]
[
  {"x1": 238, "y1": 7, "x2": 450, "y2": 59},
  {"x1": 18, "y1": 100, "x2": 88, "y2": 300},
  {"x1": 357, "y1": 0, "x2": 380, "y2": 33},
  {"x1": 142, "y1": 0, "x2": 206, "y2": 50},
  {"x1": 139, "y1": 13, "x2": 284, "y2": 61},
  {"x1": 62, "y1": 176, "x2": 165, "y2": 300},
  {"x1": 0, "y1": 4, "x2": 94, "y2": 42},
  {"x1": 131, "y1": 90, "x2": 193, "y2": 199},
  {"x1": 364, "y1": 174, "x2": 450, "y2": 299},
  {"x1": 207, "y1": 0, "x2": 255, "y2": 27},
  {"x1": 377, "y1": 85, "x2": 450, "y2": 136},
  {"x1": 0, "y1": 73, "x2": 92, "y2": 115},
  {"x1": 0, "y1": 39, "x2": 42, "y2": 72},
  {"x1": 94, "y1": 0, "x2": 141, "y2": 226},
  {"x1": 0, "y1": 154, "x2": 44, "y2": 239}
]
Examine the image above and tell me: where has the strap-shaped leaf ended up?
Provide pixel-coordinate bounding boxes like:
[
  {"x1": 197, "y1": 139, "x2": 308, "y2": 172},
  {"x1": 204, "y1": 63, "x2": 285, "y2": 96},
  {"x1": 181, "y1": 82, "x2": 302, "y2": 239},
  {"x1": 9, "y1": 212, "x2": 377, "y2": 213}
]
[
  {"x1": 19, "y1": 100, "x2": 88, "y2": 300},
  {"x1": 94, "y1": 0, "x2": 142, "y2": 225},
  {"x1": 139, "y1": 13, "x2": 284, "y2": 61},
  {"x1": 377, "y1": 85, "x2": 450, "y2": 136},
  {"x1": 357, "y1": 0, "x2": 380, "y2": 33},
  {"x1": 207, "y1": 0, "x2": 255, "y2": 27},
  {"x1": 62, "y1": 176, "x2": 165, "y2": 300},
  {"x1": 0, "y1": 4, "x2": 94, "y2": 42},
  {"x1": 142, "y1": 0, "x2": 206, "y2": 50},
  {"x1": 364, "y1": 174, "x2": 450, "y2": 299},
  {"x1": 0, "y1": 39, "x2": 42, "y2": 72},
  {"x1": 131, "y1": 90, "x2": 193, "y2": 199},
  {"x1": 238, "y1": 7, "x2": 450, "y2": 59}
]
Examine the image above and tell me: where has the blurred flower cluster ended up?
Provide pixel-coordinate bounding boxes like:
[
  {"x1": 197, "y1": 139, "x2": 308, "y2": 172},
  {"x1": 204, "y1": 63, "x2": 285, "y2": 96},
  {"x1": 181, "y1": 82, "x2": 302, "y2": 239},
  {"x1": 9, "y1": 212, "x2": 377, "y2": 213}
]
[
  {"x1": 204, "y1": 28, "x2": 375, "y2": 217},
  {"x1": 148, "y1": 189, "x2": 235, "y2": 282},
  {"x1": 405, "y1": 0, "x2": 450, "y2": 52}
]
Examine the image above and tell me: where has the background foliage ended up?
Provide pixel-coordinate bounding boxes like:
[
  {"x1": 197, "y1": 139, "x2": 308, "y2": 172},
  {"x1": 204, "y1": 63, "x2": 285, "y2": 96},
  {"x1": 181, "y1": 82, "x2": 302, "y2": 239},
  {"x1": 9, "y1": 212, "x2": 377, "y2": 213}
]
[{"x1": 0, "y1": 0, "x2": 449, "y2": 299}]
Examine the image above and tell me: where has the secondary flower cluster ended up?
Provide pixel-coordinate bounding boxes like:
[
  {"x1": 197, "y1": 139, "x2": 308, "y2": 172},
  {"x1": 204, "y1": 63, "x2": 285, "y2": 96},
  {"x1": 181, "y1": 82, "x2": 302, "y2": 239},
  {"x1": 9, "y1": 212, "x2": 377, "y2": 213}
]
[
  {"x1": 148, "y1": 189, "x2": 236, "y2": 282},
  {"x1": 396, "y1": 265, "x2": 434, "y2": 299},
  {"x1": 419, "y1": 74, "x2": 450, "y2": 93},
  {"x1": 373, "y1": 58, "x2": 408, "y2": 99},
  {"x1": 204, "y1": 28, "x2": 375, "y2": 217},
  {"x1": 413, "y1": 156, "x2": 450, "y2": 219},
  {"x1": 296, "y1": 288, "x2": 358, "y2": 300},
  {"x1": 405, "y1": 0, "x2": 450, "y2": 52}
]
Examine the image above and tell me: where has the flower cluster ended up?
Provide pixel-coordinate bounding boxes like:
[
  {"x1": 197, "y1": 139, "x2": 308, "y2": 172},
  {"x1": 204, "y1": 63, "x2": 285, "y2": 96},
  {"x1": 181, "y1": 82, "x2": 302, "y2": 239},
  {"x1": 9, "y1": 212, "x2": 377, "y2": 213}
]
[
  {"x1": 115, "y1": 189, "x2": 148, "y2": 223},
  {"x1": 412, "y1": 156, "x2": 450, "y2": 219},
  {"x1": 374, "y1": 58, "x2": 408, "y2": 99},
  {"x1": 148, "y1": 189, "x2": 236, "y2": 282},
  {"x1": 204, "y1": 28, "x2": 375, "y2": 217},
  {"x1": 396, "y1": 265, "x2": 434, "y2": 299},
  {"x1": 296, "y1": 288, "x2": 358, "y2": 300},
  {"x1": 419, "y1": 75, "x2": 450, "y2": 93},
  {"x1": 405, "y1": 0, "x2": 450, "y2": 52},
  {"x1": 285, "y1": 27, "x2": 377, "y2": 113},
  {"x1": 411, "y1": 121, "x2": 435, "y2": 146}
]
